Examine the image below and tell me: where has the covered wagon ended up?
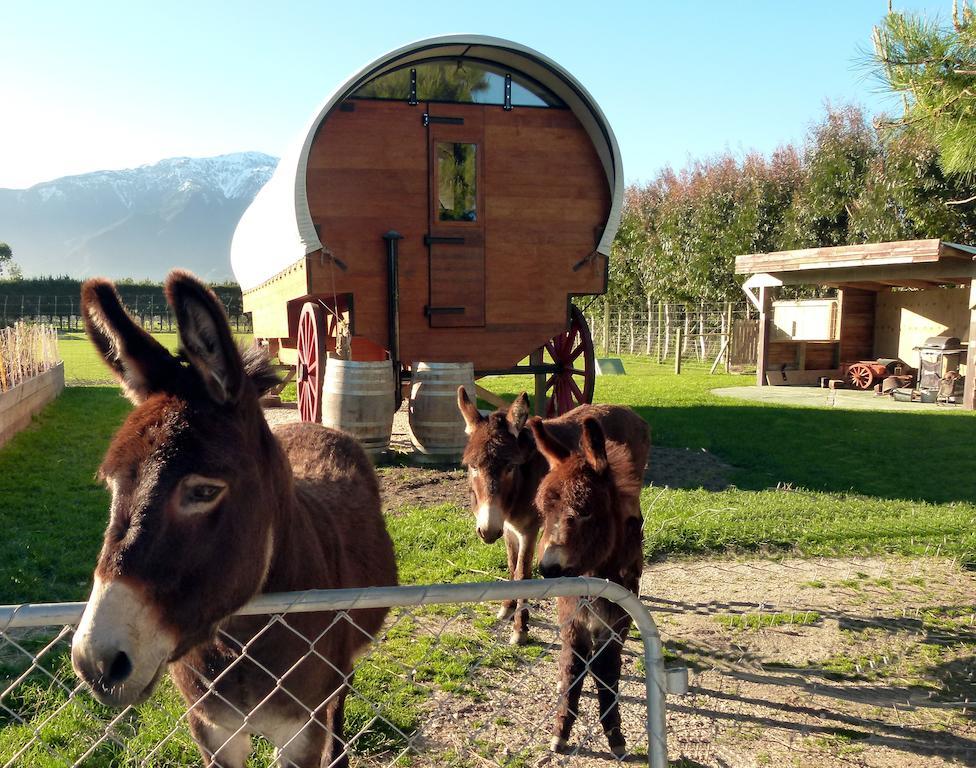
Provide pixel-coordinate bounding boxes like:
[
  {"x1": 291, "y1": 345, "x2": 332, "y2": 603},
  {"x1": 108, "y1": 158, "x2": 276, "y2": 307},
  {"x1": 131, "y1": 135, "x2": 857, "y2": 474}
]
[{"x1": 231, "y1": 35, "x2": 623, "y2": 423}]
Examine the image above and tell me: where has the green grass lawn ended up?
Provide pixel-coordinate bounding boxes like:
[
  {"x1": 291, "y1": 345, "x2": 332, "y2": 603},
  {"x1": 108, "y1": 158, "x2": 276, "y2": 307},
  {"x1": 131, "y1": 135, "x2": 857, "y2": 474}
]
[{"x1": 2, "y1": 337, "x2": 975, "y2": 765}]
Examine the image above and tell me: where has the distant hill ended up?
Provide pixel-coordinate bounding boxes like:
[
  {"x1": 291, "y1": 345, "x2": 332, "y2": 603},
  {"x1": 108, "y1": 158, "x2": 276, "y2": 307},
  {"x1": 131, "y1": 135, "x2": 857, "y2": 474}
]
[{"x1": 0, "y1": 152, "x2": 277, "y2": 282}]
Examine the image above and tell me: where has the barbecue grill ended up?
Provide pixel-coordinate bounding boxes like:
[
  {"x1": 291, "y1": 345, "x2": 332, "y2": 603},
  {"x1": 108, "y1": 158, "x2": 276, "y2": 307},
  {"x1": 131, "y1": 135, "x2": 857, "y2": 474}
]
[{"x1": 914, "y1": 336, "x2": 967, "y2": 394}]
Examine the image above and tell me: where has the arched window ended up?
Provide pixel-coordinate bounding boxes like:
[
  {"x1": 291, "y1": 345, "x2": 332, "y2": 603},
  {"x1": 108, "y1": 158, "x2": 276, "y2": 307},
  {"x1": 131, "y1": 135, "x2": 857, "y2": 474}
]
[{"x1": 352, "y1": 59, "x2": 565, "y2": 108}]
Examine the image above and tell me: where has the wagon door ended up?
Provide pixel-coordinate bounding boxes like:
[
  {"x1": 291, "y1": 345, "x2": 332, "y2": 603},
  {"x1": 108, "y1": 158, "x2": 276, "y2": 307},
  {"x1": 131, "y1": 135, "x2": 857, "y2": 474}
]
[{"x1": 425, "y1": 104, "x2": 486, "y2": 328}]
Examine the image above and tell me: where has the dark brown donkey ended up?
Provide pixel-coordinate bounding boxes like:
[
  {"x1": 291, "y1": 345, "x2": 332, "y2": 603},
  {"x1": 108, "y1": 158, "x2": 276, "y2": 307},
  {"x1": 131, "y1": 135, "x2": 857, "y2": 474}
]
[
  {"x1": 530, "y1": 415, "x2": 646, "y2": 757},
  {"x1": 457, "y1": 389, "x2": 648, "y2": 645},
  {"x1": 70, "y1": 271, "x2": 397, "y2": 768}
]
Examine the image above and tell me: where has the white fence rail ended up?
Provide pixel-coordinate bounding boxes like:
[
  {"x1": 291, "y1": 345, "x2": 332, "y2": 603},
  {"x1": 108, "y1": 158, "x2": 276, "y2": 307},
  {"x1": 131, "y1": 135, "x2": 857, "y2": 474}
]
[{"x1": 0, "y1": 578, "x2": 677, "y2": 768}]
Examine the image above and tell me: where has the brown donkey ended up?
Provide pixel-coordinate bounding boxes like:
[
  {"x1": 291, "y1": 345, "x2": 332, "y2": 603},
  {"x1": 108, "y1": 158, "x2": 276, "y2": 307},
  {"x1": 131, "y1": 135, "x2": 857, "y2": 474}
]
[
  {"x1": 70, "y1": 271, "x2": 397, "y2": 768},
  {"x1": 457, "y1": 389, "x2": 648, "y2": 645},
  {"x1": 530, "y1": 415, "x2": 645, "y2": 757}
]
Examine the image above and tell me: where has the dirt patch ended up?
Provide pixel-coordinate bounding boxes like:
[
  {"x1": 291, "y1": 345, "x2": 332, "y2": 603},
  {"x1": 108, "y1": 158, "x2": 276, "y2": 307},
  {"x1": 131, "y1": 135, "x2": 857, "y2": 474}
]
[
  {"x1": 264, "y1": 404, "x2": 734, "y2": 504},
  {"x1": 394, "y1": 556, "x2": 976, "y2": 767},
  {"x1": 377, "y1": 464, "x2": 469, "y2": 512}
]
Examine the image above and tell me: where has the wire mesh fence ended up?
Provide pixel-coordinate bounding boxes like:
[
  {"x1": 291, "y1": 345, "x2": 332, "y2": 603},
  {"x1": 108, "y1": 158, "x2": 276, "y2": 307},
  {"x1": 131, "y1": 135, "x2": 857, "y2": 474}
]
[
  {"x1": 639, "y1": 548, "x2": 976, "y2": 767},
  {"x1": 0, "y1": 296, "x2": 251, "y2": 334},
  {"x1": 0, "y1": 578, "x2": 675, "y2": 768},
  {"x1": 585, "y1": 302, "x2": 758, "y2": 372},
  {"x1": 0, "y1": 322, "x2": 60, "y2": 392}
]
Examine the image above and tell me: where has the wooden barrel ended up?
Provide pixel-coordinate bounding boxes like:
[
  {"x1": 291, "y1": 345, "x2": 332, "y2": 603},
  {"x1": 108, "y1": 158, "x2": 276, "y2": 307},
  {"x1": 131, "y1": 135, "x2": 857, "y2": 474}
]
[
  {"x1": 409, "y1": 362, "x2": 475, "y2": 463},
  {"x1": 321, "y1": 359, "x2": 395, "y2": 457}
]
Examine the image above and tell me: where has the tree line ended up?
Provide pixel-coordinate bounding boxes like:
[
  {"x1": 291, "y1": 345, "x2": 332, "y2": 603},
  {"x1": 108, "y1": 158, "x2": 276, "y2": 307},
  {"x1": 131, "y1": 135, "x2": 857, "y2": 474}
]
[
  {"x1": 606, "y1": 3, "x2": 976, "y2": 310},
  {"x1": 606, "y1": 103, "x2": 976, "y2": 310}
]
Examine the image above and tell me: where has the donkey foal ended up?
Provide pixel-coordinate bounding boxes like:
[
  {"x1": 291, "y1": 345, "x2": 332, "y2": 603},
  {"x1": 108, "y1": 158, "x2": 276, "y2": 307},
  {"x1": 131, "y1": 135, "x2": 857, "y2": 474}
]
[{"x1": 530, "y1": 414, "x2": 646, "y2": 757}]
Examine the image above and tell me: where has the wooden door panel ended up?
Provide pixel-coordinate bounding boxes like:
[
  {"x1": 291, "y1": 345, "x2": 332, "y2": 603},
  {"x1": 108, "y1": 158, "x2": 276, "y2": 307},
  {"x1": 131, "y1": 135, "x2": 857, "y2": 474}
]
[
  {"x1": 427, "y1": 103, "x2": 486, "y2": 328},
  {"x1": 429, "y1": 247, "x2": 485, "y2": 327}
]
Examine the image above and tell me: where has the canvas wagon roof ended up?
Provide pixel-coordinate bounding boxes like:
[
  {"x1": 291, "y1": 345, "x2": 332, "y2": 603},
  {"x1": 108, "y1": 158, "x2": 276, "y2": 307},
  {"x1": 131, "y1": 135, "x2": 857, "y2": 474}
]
[
  {"x1": 735, "y1": 239, "x2": 976, "y2": 291},
  {"x1": 231, "y1": 34, "x2": 624, "y2": 291}
]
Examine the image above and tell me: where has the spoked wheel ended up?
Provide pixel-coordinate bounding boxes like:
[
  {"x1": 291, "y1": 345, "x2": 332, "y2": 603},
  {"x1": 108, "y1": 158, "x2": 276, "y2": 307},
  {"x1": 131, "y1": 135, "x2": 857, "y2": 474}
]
[
  {"x1": 543, "y1": 305, "x2": 596, "y2": 417},
  {"x1": 297, "y1": 302, "x2": 327, "y2": 423},
  {"x1": 847, "y1": 363, "x2": 874, "y2": 390}
]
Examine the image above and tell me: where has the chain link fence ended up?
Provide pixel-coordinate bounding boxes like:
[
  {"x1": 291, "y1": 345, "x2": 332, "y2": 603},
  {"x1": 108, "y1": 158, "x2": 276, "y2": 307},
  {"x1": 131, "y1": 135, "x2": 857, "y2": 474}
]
[
  {"x1": 585, "y1": 302, "x2": 757, "y2": 372},
  {"x1": 0, "y1": 578, "x2": 679, "y2": 768},
  {"x1": 0, "y1": 296, "x2": 251, "y2": 334},
  {"x1": 635, "y1": 537, "x2": 976, "y2": 766}
]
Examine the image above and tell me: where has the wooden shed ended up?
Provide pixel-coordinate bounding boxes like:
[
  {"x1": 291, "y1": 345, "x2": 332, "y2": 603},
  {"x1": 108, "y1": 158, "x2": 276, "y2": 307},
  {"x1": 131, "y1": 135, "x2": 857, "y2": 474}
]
[
  {"x1": 734, "y1": 239, "x2": 976, "y2": 410},
  {"x1": 231, "y1": 35, "x2": 622, "y2": 421}
]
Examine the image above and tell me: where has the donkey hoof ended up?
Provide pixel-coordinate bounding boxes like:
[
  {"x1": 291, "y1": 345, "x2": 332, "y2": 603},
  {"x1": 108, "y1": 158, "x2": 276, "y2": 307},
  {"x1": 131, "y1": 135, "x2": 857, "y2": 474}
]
[
  {"x1": 496, "y1": 603, "x2": 516, "y2": 621},
  {"x1": 608, "y1": 740, "x2": 627, "y2": 758},
  {"x1": 509, "y1": 629, "x2": 529, "y2": 646},
  {"x1": 549, "y1": 736, "x2": 569, "y2": 753}
]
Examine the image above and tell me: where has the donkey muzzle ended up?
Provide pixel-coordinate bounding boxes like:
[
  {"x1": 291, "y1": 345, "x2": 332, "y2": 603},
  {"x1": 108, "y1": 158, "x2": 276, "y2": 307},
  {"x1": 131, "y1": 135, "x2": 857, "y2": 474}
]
[
  {"x1": 71, "y1": 576, "x2": 175, "y2": 707},
  {"x1": 538, "y1": 546, "x2": 570, "y2": 578}
]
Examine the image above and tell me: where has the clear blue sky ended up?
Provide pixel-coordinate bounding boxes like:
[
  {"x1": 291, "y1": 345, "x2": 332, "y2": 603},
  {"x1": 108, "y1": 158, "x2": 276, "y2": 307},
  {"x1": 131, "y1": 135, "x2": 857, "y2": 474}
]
[{"x1": 0, "y1": 0, "x2": 953, "y2": 189}]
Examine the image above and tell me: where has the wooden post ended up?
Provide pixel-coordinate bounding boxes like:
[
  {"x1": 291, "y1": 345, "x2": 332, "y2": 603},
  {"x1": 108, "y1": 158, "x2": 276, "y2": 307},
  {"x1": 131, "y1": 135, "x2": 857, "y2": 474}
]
[
  {"x1": 629, "y1": 312, "x2": 635, "y2": 355},
  {"x1": 615, "y1": 309, "x2": 622, "y2": 356},
  {"x1": 662, "y1": 303, "x2": 671, "y2": 361},
  {"x1": 645, "y1": 295, "x2": 653, "y2": 356},
  {"x1": 530, "y1": 348, "x2": 546, "y2": 416},
  {"x1": 682, "y1": 308, "x2": 690, "y2": 355},
  {"x1": 964, "y1": 278, "x2": 976, "y2": 410},
  {"x1": 674, "y1": 328, "x2": 682, "y2": 374},
  {"x1": 756, "y1": 286, "x2": 775, "y2": 387},
  {"x1": 602, "y1": 302, "x2": 610, "y2": 356},
  {"x1": 725, "y1": 302, "x2": 733, "y2": 373}
]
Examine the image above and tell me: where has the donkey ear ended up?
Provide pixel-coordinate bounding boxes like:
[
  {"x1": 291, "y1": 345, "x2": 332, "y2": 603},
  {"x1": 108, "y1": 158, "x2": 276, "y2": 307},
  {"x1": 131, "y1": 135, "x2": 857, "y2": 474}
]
[
  {"x1": 529, "y1": 416, "x2": 570, "y2": 467},
  {"x1": 507, "y1": 392, "x2": 530, "y2": 434},
  {"x1": 165, "y1": 270, "x2": 244, "y2": 405},
  {"x1": 581, "y1": 417, "x2": 609, "y2": 474},
  {"x1": 457, "y1": 386, "x2": 484, "y2": 434},
  {"x1": 516, "y1": 426, "x2": 535, "y2": 460},
  {"x1": 81, "y1": 279, "x2": 181, "y2": 404}
]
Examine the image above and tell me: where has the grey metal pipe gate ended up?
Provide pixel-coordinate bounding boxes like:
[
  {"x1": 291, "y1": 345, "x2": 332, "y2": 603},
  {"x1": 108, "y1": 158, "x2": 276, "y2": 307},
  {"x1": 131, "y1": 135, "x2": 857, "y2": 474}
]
[{"x1": 0, "y1": 576, "x2": 672, "y2": 767}]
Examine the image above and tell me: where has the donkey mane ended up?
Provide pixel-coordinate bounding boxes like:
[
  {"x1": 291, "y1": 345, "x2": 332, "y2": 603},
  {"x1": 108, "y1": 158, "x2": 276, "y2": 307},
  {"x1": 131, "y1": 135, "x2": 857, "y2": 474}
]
[{"x1": 240, "y1": 345, "x2": 281, "y2": 397}]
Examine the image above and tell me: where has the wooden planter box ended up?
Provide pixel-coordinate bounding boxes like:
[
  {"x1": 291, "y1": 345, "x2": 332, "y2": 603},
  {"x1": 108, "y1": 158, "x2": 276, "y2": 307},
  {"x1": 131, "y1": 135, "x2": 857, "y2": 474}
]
[{"x1": 0, "y1": 363, "x2": 65, "y2": 448}]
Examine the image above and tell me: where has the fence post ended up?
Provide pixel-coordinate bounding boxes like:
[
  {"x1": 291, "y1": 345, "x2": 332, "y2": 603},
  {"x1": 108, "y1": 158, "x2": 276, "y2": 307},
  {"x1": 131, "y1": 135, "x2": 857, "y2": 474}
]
[
  {"x1": 725, "y1": 302, "x2": 733, "y2": 374},
  {"x1": 674, "y1": 328, "x2": 682, "y2": 375},
  {"x1": 602, "y1": 302, "x2": 610, "y2": 356},
  {"x1": 629, "y1": 312, "x2": 635, "y2": 355},
  {"x1": 615, "y1": 308, "x2": 622, "y2": 356},
  {"x1": 645, "y1": 295, "x2": 653, "y2": 356}
]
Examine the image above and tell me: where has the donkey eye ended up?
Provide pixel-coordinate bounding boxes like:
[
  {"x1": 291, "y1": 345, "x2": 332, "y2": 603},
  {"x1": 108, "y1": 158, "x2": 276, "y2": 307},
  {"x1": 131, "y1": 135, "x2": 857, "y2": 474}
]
[
  {"x1": 180, "y1": 475, "x2": 228, "y2": 514},
  {"x1": 190, "y1": 485, "x2": 222, "y2": 502}
]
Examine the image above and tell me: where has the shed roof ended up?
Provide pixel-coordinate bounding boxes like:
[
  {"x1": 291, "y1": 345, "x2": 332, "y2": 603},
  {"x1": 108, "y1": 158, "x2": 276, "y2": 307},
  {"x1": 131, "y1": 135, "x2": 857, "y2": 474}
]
[
  {"x1": 231, "y1": 34, "x2": 624, "y2": 291},
  {"x1": 735, "y1": 239, "x2": 976, "y2": 291}
]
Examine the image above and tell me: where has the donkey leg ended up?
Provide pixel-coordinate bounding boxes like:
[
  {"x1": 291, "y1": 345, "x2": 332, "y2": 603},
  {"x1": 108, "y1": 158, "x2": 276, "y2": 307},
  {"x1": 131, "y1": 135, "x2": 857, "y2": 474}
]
[
  {"x1": 551, "y1": 636, "x2": 588, "y2": 752},
  {"x1": 324, "y1": 687, "x2": 349, "y2": 768},
  {"x1": 187, "y1": 711, "x2": 251, "y2": 768},
  {"x1": 497, "y1": 527, "x2": 519, "y2": 620},
  {"x1": 510, "y1": 523, "x2": 539, "y2": 645},
  {"x1": 273, "y1": 717, "x2": 328, "y2": 768},
  {"x1": 590, "y1": 631, "x2": 627, "y2": 757}
]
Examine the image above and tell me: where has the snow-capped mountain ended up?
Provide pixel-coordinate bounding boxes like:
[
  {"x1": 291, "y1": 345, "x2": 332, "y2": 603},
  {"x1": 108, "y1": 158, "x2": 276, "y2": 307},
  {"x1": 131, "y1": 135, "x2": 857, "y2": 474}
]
[{"x1": 0, "y1": 152, "x2": 277, "y2": 281}]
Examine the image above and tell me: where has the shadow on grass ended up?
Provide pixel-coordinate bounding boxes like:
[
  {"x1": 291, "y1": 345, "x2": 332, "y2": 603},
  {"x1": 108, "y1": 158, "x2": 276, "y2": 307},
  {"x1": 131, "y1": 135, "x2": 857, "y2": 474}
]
[{"x1": 629, "y1": 402, "x2": 975, "y2": 504}]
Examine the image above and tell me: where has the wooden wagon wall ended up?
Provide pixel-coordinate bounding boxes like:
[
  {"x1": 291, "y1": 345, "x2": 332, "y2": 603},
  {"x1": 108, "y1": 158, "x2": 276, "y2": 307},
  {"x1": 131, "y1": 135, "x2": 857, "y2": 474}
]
[{"x1": 302, "y1": 99, "x2": 610, "y2": 371}]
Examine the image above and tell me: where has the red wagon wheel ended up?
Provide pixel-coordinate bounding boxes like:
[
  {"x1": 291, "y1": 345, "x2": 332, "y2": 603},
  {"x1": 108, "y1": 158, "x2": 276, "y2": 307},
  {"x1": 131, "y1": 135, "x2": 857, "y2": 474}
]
[
  {"x1": 847, "y1": 363, "x2": 874, "y2": 390},
  {"x1": 297, "y1": 302, "x2": 327, "y2": 423},
  {"x1": 543, "y1": 305, "x2": 596, "y2": 417}
]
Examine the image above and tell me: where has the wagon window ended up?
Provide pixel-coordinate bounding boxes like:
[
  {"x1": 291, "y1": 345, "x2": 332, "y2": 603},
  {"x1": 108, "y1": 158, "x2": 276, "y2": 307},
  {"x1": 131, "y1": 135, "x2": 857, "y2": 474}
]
[
  {"x1": 353, "y1": 60, "x2": 564, "y2": 107},
  {"x1": 436, "y1": 142, "x2": 477, "y2": 222}
]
